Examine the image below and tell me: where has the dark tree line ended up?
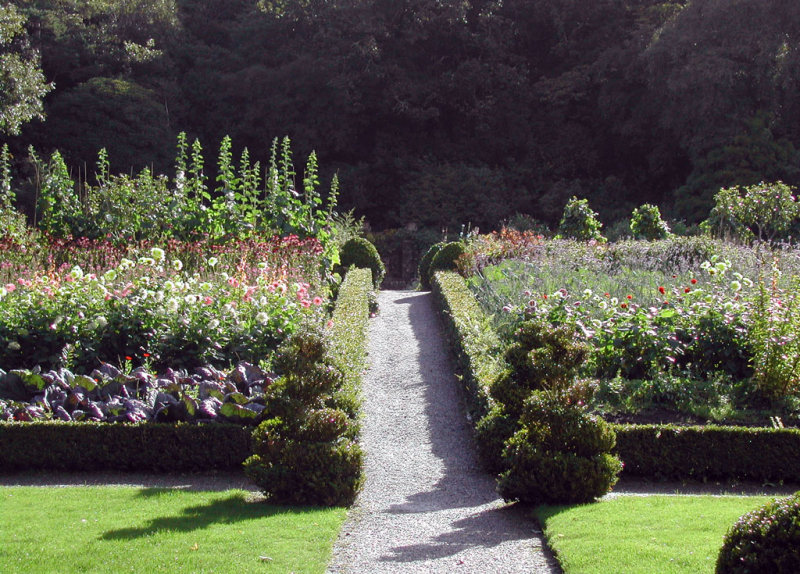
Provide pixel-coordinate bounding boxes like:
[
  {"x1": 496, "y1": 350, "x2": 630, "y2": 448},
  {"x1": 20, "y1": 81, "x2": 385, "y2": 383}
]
[{"x1": 5, "y1": 0, "x2": 800, "y2": 230}]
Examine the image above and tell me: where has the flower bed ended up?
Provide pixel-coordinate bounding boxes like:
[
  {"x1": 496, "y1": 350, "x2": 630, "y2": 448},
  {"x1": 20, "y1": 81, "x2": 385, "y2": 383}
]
[{"x1": 464, "y1": 235, "x2": 800, "y2": 425}]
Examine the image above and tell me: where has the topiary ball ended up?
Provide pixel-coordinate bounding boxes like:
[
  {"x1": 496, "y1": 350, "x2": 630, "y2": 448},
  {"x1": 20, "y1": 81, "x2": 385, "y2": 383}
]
[
  {"x1": 428, "y1": 241, "x2": 466, "y2": 281},
  {"x1": 418, "y1": 241, "x2": 446, "y2": 289},
  {"x1": 497, "y1": 392, "x2": 622, "y2": 504},
  {"x1": 336, "y1": 237, "x2": 385, "y2": 288},
  {"x1": 716, "y1": 492, "x2": 800, "y2": 573}
]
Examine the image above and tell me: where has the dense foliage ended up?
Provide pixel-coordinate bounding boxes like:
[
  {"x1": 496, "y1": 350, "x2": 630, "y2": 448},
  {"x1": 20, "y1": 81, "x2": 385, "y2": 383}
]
[
  {"x1": 4, "y1": 0, "x2": 800, "y2": 230},
  {"x1": 335, "y1": 237, "x2": 384, "y2": 288},
  {"x1": 465, "y1": 234, "x2": 800, "y2": 425},
  {"x1": 717, "y1": 492, "x2": 800, "y2": 573}
]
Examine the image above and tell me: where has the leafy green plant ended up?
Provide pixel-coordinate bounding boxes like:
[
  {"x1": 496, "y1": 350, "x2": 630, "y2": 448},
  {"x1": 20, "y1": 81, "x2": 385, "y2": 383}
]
[
  {"x1": 244, "y1": 327, "x2": 364, "y2": 506},
  {"x1": 491, "y1": 318, "x2": 589, "y2": 416},
  {"x1": 335, "y1": 237, "x2": 385, "y2": 288},
  {"x1": 556, "y1": 196, "x2": 605, "y2": 242},
  {"x1": 716, "y1": 492, "x2": 800, "y2": 573},
  {"x1": 704, "y1": 182, "x2": 800, "y2": 243},
  {"x1": 749, "y1": 265, "x2": 800, "y2": 402},
  {"x1": 497, "y1": 392, "x2": 622, "y2": 504},
  {"x1": 630, "y1": 203, "x2": 671, "y2": 240},
  {"x1": 428, "y1": 241, "x2": 466, "y2": 279}
]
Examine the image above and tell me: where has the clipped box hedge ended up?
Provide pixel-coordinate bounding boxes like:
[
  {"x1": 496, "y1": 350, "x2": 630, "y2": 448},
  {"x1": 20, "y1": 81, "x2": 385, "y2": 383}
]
[
  {"x1": 431, "y1": 270, "x2": 505, "y2": 422},
  {"x1": 613, "y1": 424, "x2": 800, "y2": 482},
  {"x1": 0, "y1": 268, "x2": 374, "y2": 475},
  {"x1": 0, "y1": 421, "x2": 252, "y2": 472},
  {"x1": 431, "y1": 269, "x2": 800, "y2": 483}
]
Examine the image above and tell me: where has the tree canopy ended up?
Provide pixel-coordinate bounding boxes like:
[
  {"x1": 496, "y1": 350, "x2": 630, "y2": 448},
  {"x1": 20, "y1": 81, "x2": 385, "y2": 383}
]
[{"x1": 6, "y1": 0, "x2": 800, "y2": 230}]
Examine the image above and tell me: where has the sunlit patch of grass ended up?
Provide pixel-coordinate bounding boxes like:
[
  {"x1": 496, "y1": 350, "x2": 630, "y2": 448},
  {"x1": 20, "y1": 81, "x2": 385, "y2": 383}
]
[
  {"x1": 533, "y1": 495, "x2": 775, "y2": 574},
  {"x1": 0, "y1": 486, "x2": 346, "y2": 573}
]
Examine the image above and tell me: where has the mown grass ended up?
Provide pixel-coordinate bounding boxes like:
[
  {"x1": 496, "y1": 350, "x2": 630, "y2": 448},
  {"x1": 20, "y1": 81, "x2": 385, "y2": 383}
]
[
  {"x1": 533, "y1": 495, "x2": 775, "y2": 574},
  {"x1": 0, "y1": 487, "x2": 346, "y2": 573}
]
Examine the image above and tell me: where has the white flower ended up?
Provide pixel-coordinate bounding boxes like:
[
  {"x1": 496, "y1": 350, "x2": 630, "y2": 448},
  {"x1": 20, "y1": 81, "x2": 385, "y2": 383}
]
[
  {"x1": 102, "y1": 269, "x2": 117, "y2": 283},
  {"x1": 119, "y1": 258, "x2": 135, "y2": 271},
  {"x1": 166, "y1": 298, "x2": 180, "y2": 313},
  {"x1": 208, "y1": 257, "x2": 218, "y2": 268},
  {"x1": 70, "y1": 265, "x2": 84, "y2": 279},
  {"x1": 172, "y1": 259, "x2": 183, "y2": 271},
  {"x1": 208, "y1": 319, "x2": 220, "y2": 329},
  {"x1": 257, "y1": 262, "x2": 268, "y2": 270},
  {"x1": 256, "y1": 312, "x2": 269, "y2": 325},
  {"x1": 150, "y1": 247, "x2": 166, "y2": 262},
  {"x1": 583, "y1": 289, "x2": 593, "y2": 298},
  {"x1": 184, "y1": 294, "x2": 198, "y2": 305},
  {"x1": 730, "y1": 280, "x2": 742, "y2": 292},
  {"x1": 138, "y1": 257, "x2": 155, "y2": 267},
  {"x1": 7, "y1": 341, "x2": 21, "y2": 352}
]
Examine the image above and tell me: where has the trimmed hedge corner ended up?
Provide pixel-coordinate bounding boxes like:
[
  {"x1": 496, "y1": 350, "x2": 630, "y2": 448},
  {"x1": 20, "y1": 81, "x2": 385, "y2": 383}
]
[
  {"x1": 431, "y1": 270, "x2": 505, "y2": 422},
  {"x1": 0, "y1": 421, "x2": 251, "y2": 472}
]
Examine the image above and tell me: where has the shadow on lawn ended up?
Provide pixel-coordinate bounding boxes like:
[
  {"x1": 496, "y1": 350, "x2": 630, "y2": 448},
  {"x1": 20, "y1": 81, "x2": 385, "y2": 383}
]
[{"x1": 100, "y1": 489, "x2": 316, "y2": 540}]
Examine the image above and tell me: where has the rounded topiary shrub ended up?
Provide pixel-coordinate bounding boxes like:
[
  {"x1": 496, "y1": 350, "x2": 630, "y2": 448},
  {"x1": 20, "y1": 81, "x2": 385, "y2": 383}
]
[
  {"x1": 418, "y1": 241, "x2": 446, "y2": 289},
  {"x1": 716, "y1": 492, "x2": 800, "y2": 574},
  {"x1": 337, "y1": 237, "x2": 385, "y2": 288},
  {"x1": 243, "y1": 327, "x2": 364, "y2": 506},
  {"x1": 491, "y1": 319, "x2": 590, "y2": 417},
  {"x1": 428, "y1": 241, "x2": 466, "y2": 279},
  {"x1": 497, "y1": 392, "x2": 622, "y2": 504}
]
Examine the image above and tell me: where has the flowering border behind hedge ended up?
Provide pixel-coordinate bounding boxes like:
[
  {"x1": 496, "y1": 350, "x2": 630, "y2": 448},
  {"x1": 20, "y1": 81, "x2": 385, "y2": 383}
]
[
  {"x1": 431, "y1": 269, "x2": 800, "y2": 483},
  {"x1": 0, "y1": 268, "x2": 375, "y2": 474}
]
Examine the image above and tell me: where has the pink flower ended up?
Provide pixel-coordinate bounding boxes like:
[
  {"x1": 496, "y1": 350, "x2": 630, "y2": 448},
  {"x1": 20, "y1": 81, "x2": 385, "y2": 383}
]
[
  {"x1": 313, "y1": 296, "x2": 323, "y2": 306},
  {"x1": 300, "y1": 299, "x2": 311, "y2": 308},
  {"x1": 203, "y1": 296, "x2": 213, "y2": 305},
  {"x1": 5, "y1": 283, "x2": 15, "y2": 292}
]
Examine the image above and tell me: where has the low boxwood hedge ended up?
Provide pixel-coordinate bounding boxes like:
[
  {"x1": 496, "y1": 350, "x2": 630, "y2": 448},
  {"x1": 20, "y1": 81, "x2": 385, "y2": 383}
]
[
  {"x1": 0, "y1": 268, "x2": 375, "y2": 476},
  {"x1": 0, "y1": 421, "x2": 251, "y2": 472},
  {"x1": 614, "y1": 424, "x2": 800, "y2": 482},
  {"x1": 431, "y1": 270, "x2": 504, "y2": 422},
  {"x1": 431, "y1": 269, "x2": 800, "y2": 484}
]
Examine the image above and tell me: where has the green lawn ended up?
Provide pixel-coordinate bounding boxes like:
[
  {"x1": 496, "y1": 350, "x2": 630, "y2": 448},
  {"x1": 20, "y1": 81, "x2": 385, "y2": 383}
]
[
  {"x1": 0, "y1": 487, "x2": 346, "y2": 573},
  {"x1": 533, "y1": 495, "x2": 776, "y2": 574}
]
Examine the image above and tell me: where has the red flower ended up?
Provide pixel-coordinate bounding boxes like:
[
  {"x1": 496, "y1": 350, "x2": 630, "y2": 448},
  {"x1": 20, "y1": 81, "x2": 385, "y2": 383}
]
[
  {"x1": 620, "y1": 303, "x2": 628, "y2": 309},
  {"x1": 684, "y1": 287, "x2": 691, "y2": 293},
  {"x1": 658, "y1": 286, "x2": 665, "y2": 295},
  {"x1": 125, "y1": 356, "x2": 132, "y2": 361},
  {"x1": 691, "y1": 278, "x2": 698, "y2": 284},
  {"x1": 626, "y1": 294, "x2": 633, "y2": 300}
]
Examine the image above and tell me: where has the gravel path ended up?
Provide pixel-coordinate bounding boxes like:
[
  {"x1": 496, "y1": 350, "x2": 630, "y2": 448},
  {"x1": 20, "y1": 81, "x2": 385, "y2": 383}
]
[{"x1": 326, "y1": 290, "x2": 560, "y2": 574}]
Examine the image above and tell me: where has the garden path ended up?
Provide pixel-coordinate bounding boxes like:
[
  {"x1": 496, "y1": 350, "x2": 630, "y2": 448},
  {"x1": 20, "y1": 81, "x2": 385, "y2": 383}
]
[{"x1": 326, "y1": 290, "x2": 560, "y2": 574}]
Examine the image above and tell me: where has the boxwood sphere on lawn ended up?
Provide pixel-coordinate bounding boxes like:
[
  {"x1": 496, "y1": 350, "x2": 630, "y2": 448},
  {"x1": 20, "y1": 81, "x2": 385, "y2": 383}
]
[{"x1": 716, "y1": 492, "x2": 800, "y2": 574}]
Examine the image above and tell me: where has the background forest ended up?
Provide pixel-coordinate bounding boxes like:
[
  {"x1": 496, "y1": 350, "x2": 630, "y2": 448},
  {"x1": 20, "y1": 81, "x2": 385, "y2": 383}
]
[{"x1": 3, "y1": 0, "x2": 800, "y2": 232}]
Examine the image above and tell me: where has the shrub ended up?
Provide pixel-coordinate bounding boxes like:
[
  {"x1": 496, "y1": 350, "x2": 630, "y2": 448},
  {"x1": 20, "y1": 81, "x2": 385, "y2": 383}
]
[
  {"x1": 244, "y1": 413, "x2": 363, "y2": 506},
  {"x1": 336, "y1": 237, "x2": 385, "y2": 288},
  {"x1": 716, "y1": 492, "x2": 800, "y2": 574},
  {"x1": 245, "y1": 326, "x2": 364, "y2": 506},
  {"x1": 613, "y1": 424, "x2": 800, "y2": 482},
  {"x1": 491, "y1": 319, "x2": 589, "y2": 417},
  {"x1": 497, "y1": 392, "x2": 622, "y2": 504},
  {"x1": 556, "y1": 196, "x2": 605, "y2": 242},
  {"x1": 0, "y1": 421, "x2": 252, "y2": 472},
  {"x1": 418, "y1": 242, "x2": 446, "y2": 289},
  {"x1": 630, "y1": 204, "x2": 671, "y2": 240},
  {"x1": 327, "y1": 267, "x2": 372, "y2": 416},
  {"x1": 474, "y1": 404, "x2": 517, "y2": 473},
  {"x1": 704, "y1": 182, "x2": 800, "y2": 243},
  {"x1": 430, "y1": 271, "x2": 503, "y2": 421},
  {"x1": 429, "y1": 241, "x2": 466, "y2": 278}
]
